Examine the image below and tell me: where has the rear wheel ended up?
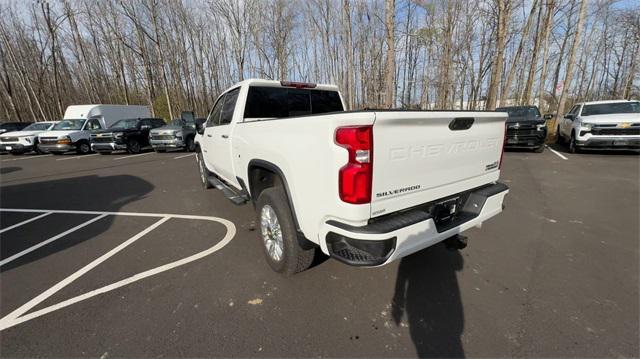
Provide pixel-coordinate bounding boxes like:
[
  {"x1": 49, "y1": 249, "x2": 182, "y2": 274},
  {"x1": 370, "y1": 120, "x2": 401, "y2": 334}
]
[
  {"x1": 127, "y1": 139, "x2": 141, "y2": 154},
  {"x1": 256, "y1": 187, "x2": 314, "y2": 275},
  {"x1": 185, "y1": 136, "x2": 196, "y2": 152},
  {"x1": 555, "y1": 127, "x2": 563, "y2": 144},
  {"x1": 76, "y1": 141, "x2": 91, "y2": 154}
]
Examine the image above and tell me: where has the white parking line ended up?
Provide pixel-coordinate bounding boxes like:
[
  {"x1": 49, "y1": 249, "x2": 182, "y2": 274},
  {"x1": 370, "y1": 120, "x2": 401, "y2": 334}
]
[
  {"x1": 0, "y1": 214, "x2": 108, "y2": 267},
  {"x1": 1, "y1": 154, "x2": 52, "y2": 162},
  {"x1": 546, "y1": 145, "x2": 569, "y2": 160},
  {"x1": 174, "y1": 153, "x2": 195, "y2": 159},
  {"x1": 0, "y1": 212, "x2": 53, "y2": 234},
  {"x1": 113, "y1": 152, "x2": 154, "y2": 161},
  {"x1": 0, "y1": 208, "x2": 236, "y2": 331},
  {"x1": 56, "y1": 153, "x2": 100, "y2": 161}
]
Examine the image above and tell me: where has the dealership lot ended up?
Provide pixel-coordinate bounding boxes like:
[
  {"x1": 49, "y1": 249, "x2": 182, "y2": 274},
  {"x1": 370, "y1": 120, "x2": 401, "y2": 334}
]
[{"x1": 0, "y1": 148, "x2": 638, "y2": 357}]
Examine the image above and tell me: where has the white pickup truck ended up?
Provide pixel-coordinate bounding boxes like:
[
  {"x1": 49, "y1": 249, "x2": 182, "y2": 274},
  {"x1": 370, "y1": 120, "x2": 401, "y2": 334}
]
[
  {"x1": 195, "y1": 79, "x2": 509, "y2": 274},
  {"x1": 556, "y1": 100, "x2": 640, "y2": 152}
]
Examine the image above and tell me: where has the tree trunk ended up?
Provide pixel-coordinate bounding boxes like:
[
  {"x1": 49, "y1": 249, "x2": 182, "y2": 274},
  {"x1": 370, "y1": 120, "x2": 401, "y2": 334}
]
[
  {"x1": 556, "y1": 0, "x2": 588, "y2": 119},
  {"x1": 485, "y1": 0, "x2": 510, "y2": 110},
  {"x1": 384, "y1": 0, "x2": 395, "y2": 108}
]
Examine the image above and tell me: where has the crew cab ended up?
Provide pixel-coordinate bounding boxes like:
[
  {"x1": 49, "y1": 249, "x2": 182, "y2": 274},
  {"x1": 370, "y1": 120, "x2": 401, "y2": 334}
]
[
  {"x1": 557, "y1": 100, "x2": 640, "y2": 152},
  {"x1": 38, "y1": 105, "x2": 151, "y2": 155},
  {"x1": 195, "y1": 79, "x2": 509, "y2": 275},
  {"x1": 0, "y1": 121, "x2": 58, "y2": 154},
  {"x1": 496, "y1": 105, "x2": 550, "y2": 153},
  {"x1": 91, "y1": 118, "x2": 165, "y2": 154}
]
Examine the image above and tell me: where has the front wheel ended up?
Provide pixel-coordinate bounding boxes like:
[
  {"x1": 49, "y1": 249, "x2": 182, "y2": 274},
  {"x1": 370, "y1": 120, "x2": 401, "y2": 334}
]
[
  {"x1": 127, "y1": 139, "x2": 141, "y2": 154},
  {"x1": 76, "y1": 142, "x2": 91, "y2": 154},
  {"x1": 256, "y1": 187, "x2": 314, "y2": 275},
  {"x1": 569, "y1": 133, "x2": 579, "y2": 153}
]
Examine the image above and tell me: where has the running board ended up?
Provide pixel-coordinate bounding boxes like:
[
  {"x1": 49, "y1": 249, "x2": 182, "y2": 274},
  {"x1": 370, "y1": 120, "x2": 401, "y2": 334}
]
[{"x1": 207, "y1": 176, "x2": 249, "y2": 205}]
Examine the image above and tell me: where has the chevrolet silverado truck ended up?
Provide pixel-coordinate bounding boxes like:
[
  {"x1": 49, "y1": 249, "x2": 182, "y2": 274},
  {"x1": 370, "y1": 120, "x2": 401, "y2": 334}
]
[
  {"x1": 0, "y1": 121, "x2": 58, "y2": 154},
  {"x1": 496, "y1": 105, "x2": 550, "y2": 153},
  {"x1": 149, "y1": 112, "x2": 198, "y2": 152},
  {"x1": 557, "y1": 100, "x2": 640, "y2": 153},
  {"x1": 195, "y1": 79, "x2": 509, "y2": 275},
  {"x1": 91, "y1": 117, "x2": 165, "y2": 154}
]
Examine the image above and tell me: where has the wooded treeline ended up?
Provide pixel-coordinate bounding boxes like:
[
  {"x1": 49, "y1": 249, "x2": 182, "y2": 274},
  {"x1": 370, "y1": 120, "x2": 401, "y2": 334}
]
[{"x1": 0, "y1": 0, "x2": 638, "y2": 122}]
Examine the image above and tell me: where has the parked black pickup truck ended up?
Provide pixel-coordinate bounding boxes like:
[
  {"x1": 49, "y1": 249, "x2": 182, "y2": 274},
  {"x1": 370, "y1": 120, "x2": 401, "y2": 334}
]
[
  {"x1": 90, "y1": 118, "x2": 165, "y2": 154},
  {"x1": 495, "y1": 105, "x2": 550, "y2": 153}
]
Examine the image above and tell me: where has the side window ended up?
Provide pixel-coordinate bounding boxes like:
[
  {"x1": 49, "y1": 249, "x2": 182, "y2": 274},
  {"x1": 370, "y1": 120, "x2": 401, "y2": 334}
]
[
  {"x1": 206, "y1": 95, "x2": 226, "y2": 127},
  {"x1": 140, "y1": 119, "x2": 152, "y2": 128},
  {"x1": 152, "y1": 119, "x2": 165, "y2": 128},
  {"x1": 219, "y1": 88, "x2": 240, "y2": 125},
  {"x1": 85, "y1": 118, "x2": 102, "y2": 130}
]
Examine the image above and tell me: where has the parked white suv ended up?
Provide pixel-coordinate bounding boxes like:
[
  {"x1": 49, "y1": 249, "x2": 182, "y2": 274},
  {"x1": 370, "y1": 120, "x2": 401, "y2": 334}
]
[
  {"x1": 557, "y1": 100, "x2": 640, "y2": 152},
  {"x1": 195, "y1": 79, "x2": 509, "y2": 275},
  {"x1": 0, "y1": 121, "x2": 58, "y2": 154}
]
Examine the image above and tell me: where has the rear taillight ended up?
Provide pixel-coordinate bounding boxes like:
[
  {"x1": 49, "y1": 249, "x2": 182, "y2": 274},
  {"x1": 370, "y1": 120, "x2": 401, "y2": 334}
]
[
  {"x1": 335, "y1": 126, "x2": 373, "y2": 204},
  {"x1": 499, "y1": 123, "x2": 507, "y2": 169}
]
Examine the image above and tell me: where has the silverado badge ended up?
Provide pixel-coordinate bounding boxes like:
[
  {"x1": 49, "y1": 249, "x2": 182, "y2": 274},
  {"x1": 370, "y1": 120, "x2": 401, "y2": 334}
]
[{"x1": 617, "y1": 122, "x2": 631, "y2": 128}]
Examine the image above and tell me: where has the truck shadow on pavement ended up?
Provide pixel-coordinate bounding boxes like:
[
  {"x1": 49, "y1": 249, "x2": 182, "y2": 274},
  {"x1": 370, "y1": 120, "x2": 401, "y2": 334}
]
[
  {"x1": 392, "y1": 242, "x2": 465, "y2": 358},
  {"x1": 0, "y1": 174, "x2": 153, "y2": 272},
  {"x1": 0, "y1": 166, "x2": 21, "y2": 175}
]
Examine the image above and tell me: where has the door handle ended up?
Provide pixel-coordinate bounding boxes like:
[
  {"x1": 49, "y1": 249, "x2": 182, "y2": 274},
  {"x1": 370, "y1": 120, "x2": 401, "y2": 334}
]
[
  {"x1": 207, "y1": 134, "x2": 212, "y2": 137},
  {"x1": 221, "y1": 135, "x2": 229, "y2": 139}
]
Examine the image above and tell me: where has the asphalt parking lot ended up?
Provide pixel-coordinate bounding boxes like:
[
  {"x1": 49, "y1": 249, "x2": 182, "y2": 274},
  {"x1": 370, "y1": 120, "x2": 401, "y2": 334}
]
[{"x1": 0, "y1": 146, "x2": 638, "y2": 357}]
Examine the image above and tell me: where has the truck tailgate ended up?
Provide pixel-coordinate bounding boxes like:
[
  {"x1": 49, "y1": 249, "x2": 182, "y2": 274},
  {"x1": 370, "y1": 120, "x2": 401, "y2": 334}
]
[{"x1": 370, "y1": 111, "x2": 507, "y2": 217}]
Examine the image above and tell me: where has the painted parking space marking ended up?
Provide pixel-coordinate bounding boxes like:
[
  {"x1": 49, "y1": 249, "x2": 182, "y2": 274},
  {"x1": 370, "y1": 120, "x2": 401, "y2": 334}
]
[
  {"x1": 0, "y1": 212, "x2": 53, "y2": 234},
  {"x1": 0, "y1": 214, "x2": 109, "y2": 267},
  {"x1": 0, "y1": 208, "x2": 236, "y2": 331},
  {"x1": 113, "y1": 152, "x2": 154, "y2": 161},
  {"x1": 1, "y1": 154, "x2": 52, "y2": 162},
  {"x1": 174, "y1": 153, "x2": 195, "y2": 159},
  {"x1": 55, "y1": 153, "x2": 100, "y2": 161},
  {"x1": 547, "y1": 145, "x2": 569, "y2": 160}
]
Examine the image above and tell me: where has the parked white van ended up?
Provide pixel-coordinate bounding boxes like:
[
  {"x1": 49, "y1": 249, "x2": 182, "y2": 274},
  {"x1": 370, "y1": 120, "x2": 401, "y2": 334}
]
[{"x1": 38, "y1": 105, "x2": 151, "y2": 154}]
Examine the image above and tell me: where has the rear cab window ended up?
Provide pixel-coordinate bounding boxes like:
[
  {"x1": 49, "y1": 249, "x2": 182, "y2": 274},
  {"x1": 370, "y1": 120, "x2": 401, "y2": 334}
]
[{"x1": 244, "y1": 86, "x2": 344, "y2": 120}]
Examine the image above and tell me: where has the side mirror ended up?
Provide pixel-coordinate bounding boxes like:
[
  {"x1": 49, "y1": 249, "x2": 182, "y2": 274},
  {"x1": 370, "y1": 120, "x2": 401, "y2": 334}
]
[
  {"x1": 141, "y1": 125, "x2": 151, "y2": 130},
  {"x1": 543, "y1": 114, "x2": 553, "y2": 120},
  {"x1": 564, "y1": 114, "x2": 575, "y2": 120},
  {"x1": 195, "y1": 120, "x2": 205, "y2": 135}
]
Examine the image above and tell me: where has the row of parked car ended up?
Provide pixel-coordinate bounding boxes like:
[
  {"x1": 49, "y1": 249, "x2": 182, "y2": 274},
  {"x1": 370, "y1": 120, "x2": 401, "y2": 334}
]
[
  {"x1": 495, "y1": 99, "x2": 639, "y2": 153},
  {"x1": 0, "y1": 105, "x2": 203, "y2": 156},
  {"x1": 1, "y1": 99, "x2": 638, "y2": 157}
]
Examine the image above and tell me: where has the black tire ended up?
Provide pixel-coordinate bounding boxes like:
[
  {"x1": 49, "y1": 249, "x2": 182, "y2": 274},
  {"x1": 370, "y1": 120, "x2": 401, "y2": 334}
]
[
  {"x1": 256, "y1": 187, "x2": 314, "y2": 275},
  {"x1": 534, "y1": 145, "x2": 545, "y2": 153},
  {"x1": 185, "y1": 136, "x2": 196, "y2": 152},
  {"x1": 569, "y1": 132, "x2": 578, "y2": 153},
  {"x1": 196, "y1": 150, "x2": 213, "y2": 189},
  {"x1": 127, "y1": 139, "x2": 141, "y2": 154},
  {"x1": 76, "y1": 141, "x2": 91, "y2": 154},
  {"x1": 556, "y1": 127, "x2": 563, "y2": 144}
]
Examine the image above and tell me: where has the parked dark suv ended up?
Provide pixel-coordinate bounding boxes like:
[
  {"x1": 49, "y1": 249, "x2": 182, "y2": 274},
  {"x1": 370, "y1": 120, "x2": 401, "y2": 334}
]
[
  {"x1": 90, "y1": 118, "x2": 165, "y2": 154},
  {"x1": 495, "y1": 106, "x2": 550, "y2": 153}
]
